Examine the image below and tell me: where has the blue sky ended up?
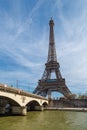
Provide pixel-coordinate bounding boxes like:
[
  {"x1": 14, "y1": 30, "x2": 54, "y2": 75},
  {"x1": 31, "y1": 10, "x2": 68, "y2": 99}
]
[{"x1": 0, "y1": 0, "x2": 87, "y2": 96}]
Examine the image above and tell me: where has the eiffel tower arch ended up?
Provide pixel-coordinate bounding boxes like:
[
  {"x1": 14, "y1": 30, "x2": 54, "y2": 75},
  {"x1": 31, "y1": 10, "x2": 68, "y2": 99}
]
[{"x1": 33, "y1": 18, "x2": 72, "y2": 98}]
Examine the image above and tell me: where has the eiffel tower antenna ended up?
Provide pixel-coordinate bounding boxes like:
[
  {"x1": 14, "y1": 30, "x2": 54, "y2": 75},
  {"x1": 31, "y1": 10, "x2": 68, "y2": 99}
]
[
  {"x1": 33, "y1": 18, "x2": 71, "y2": 98},
  {"x1": 47, "y1": 18, "x2": 57, "y2": 62}
]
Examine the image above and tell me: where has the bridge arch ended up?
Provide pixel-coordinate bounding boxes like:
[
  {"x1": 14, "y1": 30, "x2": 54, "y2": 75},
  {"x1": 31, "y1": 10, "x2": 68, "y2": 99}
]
[
  {"x1": 0, "y1": 91, "x2": 23, "y2": 106},
  {"x1": 42, "y1": 102, "x2": 48, "y2": 107},
  {"x1": 26, "y1": 100, "x2": 40, "y2": 111},
  {"x1": 0, "y1": 95, "x2": 21, "y2": 107},
  {"x1": 0, "y1": 86, "x2": 48, "y2": 115}
]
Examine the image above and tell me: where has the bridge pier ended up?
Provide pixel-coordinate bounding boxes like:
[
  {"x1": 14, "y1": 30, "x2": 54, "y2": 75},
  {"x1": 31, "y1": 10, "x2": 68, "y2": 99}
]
[
  {"x1": 21, "y1": 106, "x2": 27, "y2": 115},
  {"x1": 12, "y1": 106, "x2": 27, "y2": 116}
]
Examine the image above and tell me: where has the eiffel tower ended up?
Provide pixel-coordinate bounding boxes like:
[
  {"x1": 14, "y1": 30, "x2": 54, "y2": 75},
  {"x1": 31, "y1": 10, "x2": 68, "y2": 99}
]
[{"x1": 33, "y1": 18, "x2": 72, "y2": 98}]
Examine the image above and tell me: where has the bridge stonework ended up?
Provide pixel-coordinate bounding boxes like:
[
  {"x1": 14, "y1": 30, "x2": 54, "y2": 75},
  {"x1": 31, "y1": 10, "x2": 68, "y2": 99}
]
[{"x1": 0, "y1": 84, "x2": 48, "y2": 115}]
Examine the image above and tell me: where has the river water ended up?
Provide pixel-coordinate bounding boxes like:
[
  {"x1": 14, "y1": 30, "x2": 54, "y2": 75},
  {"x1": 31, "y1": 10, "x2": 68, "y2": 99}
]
[{"x1": 0, "y1": 111, "x2": 87, "y2": 130}]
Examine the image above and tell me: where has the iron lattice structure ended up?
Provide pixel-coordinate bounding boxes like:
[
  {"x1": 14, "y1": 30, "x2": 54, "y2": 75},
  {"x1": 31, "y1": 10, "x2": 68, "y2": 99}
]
[{"x1": 33, "y1": 18, "x2": 72, "y2": 97}]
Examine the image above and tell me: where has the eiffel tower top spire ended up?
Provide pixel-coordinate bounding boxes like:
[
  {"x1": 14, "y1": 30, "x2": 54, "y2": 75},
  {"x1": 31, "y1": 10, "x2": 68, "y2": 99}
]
[{"x1": 47, "y1": 18, "x2": 57, "y2": 62}]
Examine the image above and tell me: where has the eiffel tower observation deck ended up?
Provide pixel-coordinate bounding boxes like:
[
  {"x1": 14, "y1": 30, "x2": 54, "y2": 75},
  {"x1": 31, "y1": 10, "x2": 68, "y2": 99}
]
[{"x1": 33, "y1": 18, "x2": 72, "y2": 98}]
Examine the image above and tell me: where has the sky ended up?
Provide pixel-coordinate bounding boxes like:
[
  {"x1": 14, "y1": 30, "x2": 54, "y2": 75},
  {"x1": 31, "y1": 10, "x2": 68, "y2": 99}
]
[{"x1": 0, "y1": 0, "x2": 87, "y2": 97}]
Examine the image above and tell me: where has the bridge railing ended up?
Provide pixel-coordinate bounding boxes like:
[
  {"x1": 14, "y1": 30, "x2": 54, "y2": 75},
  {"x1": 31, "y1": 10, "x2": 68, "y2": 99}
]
[{"x1": 0, "y1": 83, "x2": 48, "y2": 100}]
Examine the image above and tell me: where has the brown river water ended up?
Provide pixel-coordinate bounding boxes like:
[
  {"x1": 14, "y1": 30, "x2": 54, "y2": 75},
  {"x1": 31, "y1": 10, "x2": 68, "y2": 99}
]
[{"x1": 0, "y1": 110, "x2": 87, "y2": 130}]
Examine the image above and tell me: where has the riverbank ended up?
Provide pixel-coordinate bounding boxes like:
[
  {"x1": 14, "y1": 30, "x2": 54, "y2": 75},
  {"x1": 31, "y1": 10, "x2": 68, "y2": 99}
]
[{"x1": 46, "y1": 107, "x2": 87, "y2": 112}]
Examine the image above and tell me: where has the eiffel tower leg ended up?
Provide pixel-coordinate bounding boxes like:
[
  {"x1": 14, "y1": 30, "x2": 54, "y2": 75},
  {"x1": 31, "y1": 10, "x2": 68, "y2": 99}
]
[{"x1": 59, "y1": 85, "x2": 71, "y2": 98}]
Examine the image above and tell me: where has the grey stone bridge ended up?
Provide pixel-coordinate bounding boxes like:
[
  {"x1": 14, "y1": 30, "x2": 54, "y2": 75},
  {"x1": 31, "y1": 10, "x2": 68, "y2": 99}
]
[{"x1": 0, "y1": 84, "x2": 48, "y2": 115}]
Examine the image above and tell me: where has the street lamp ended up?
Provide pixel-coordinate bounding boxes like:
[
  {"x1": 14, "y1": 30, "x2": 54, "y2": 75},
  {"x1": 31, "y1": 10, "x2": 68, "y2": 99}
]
[{"x1": 17, "y1": 80, "x2": 18, "y2": 88}]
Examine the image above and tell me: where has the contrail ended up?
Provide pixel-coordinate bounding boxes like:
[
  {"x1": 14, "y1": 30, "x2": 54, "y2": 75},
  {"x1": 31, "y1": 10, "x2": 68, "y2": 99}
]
[{"x1": 16, "y1": 0, "x2": 45, "y2": 35}]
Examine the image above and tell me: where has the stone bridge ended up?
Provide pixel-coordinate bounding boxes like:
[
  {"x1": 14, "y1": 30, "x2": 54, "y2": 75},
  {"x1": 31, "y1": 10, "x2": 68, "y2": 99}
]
[{"x1": 0, "y1": 84, "x2": 48, "y2": 115}]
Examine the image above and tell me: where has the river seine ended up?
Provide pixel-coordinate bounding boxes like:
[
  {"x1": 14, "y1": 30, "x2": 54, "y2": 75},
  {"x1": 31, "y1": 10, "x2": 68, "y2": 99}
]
[{"x1": 0, "y1": 111, "x2": 87, "y2": 130}]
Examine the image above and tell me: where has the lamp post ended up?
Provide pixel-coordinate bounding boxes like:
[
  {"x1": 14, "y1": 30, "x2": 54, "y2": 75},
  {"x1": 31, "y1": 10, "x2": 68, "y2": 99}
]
[{"x1": 17, "y1": 80, "x2": 18, "y2": 88}]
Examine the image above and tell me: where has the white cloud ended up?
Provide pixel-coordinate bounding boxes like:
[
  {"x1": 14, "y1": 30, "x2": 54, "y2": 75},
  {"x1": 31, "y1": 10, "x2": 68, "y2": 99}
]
[{"x1": 54, "y1": 0, "x2": 87, "y2": 93}]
